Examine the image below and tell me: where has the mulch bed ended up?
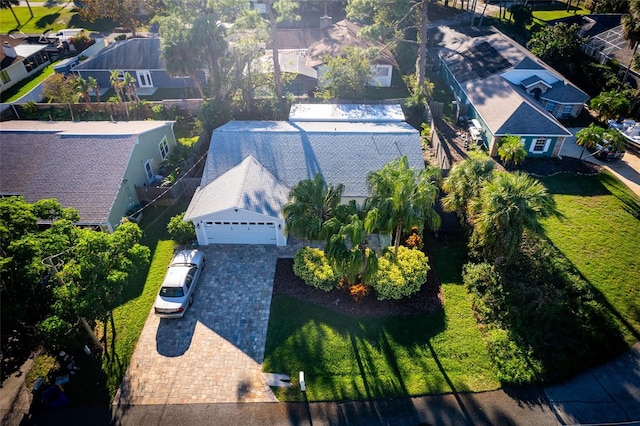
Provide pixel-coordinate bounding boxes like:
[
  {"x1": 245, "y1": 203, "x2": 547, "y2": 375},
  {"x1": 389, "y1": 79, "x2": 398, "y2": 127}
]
[{"x1": 272, "y1": 255, "x2": 444, "y2": 318}]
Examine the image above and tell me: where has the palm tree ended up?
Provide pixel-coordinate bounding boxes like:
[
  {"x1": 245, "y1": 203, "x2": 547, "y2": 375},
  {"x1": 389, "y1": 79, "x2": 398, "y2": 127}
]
[
  {"x1": 88, "y1": 77, "x2": 100, "y2": 103},
  {"x1": 575, "y1": 124, "x2": 605, "y2": 159},
  {"x1": 162, "y1": 39, "x2": 206, "y2": 99},
  {"x1": 441, "y1": 151, "x2": 495, "y2": 226},
  {"x1": 324, "y1": 200, "x2": 378, "y2": 286},
  {"x1": 367, "y1": 155, "x2": 441, "y2": 260},
  {"x1": 191, "y1": 13, "x2": 228, "y2": 99},
  {"x1": 603, "y1": 128, "x2": 629, "y2": 153},
  {"x1": 282, "y1": 174, "x2": 344, "y2": 242},
  {"x1": 497, "y1": 135, "x2": 527, "y2": 168},
  {"x1": 109, "y1": 70, "x2": 125, "y2": 103},
  {"x1": 621, "y1": 0, "x2": 640, "y2": 86},
  {"x1": 470, "y1": 171, "x2": 560, "y2": 264}
]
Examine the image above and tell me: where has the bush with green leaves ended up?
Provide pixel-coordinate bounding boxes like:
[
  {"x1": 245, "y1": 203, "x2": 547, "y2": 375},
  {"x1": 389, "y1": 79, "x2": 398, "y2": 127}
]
[
  {"x1": 485, "y1": 328, "x2": 543, "y2": 384},
  {"x1": 167, "y1": 212, "x2": 196, "y2": 244},
  {"x1": 293, "y1": 247, "x2": 339, "y2": 292},
  {"x1": 35, "y1": 315, "x2": 76, "y2": 351},
  {"x1": 370, "y1": 246, "x2": 429, "y2": 300}
]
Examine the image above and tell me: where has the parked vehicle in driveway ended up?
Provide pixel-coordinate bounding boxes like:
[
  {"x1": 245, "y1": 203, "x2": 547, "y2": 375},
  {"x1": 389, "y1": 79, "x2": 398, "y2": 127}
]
[
  {"x1": 154, "y1": 249, "x2": 205, "y2": 318},
  {"x1": 593, "y1": 143, "x2": 625, "y2": 161}
]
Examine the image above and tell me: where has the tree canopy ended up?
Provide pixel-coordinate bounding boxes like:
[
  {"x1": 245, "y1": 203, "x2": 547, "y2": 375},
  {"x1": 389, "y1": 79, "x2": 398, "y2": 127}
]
[
  {"x1": 527, "y1": 23, "x2": 585, "y2": 76},
  {"x1": 316, "y1": 46, "x2": 377, "y2": 99}
]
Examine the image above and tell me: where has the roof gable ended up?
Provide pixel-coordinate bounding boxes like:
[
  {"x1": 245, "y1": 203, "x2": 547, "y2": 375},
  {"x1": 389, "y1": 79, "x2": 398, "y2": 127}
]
[
  {"x1": 185, "y1": 156, "x2": 290, "y2": 220},
  {"x1": 73, "y1": 38, "x2": 163, "y2": 70},
  {"x1": 200, "y1": 120, "x2": 422, "y2": 199},
  {"x1": 513, "y1": 57, "x2": 546, "y2": 71}
]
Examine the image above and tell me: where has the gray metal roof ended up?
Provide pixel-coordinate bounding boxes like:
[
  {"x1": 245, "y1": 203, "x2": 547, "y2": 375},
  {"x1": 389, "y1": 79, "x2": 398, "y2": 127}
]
[
  {"x1": 185, "y1": 156, "x2": 290, "y2": 220},
  {"x1": 73, "y1": 38, "x2": 164, "y2": 70},
  {"x1": 199, "y1": 120, "x2": 423, "y2": 200}
]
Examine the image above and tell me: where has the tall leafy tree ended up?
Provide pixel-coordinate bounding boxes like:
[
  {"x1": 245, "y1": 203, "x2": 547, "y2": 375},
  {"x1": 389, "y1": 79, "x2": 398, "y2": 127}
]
[
  {"x1": 527, "y1": 23, "x2": 585, "y2": 75},
  {"x1": 470, "y1": 172, "x2": 559, "y2": 264},
  {"x1": 441, "y1": 151, "x2": 495, "y2": 226},
  {"x1": 497, "y1": 135, "x2": 527, "y2": 168},
  {"x1": 283, "y1": 173, "x2": 344, "y2": 242},
  {"x1": 42, "y1": 73, "x2": 81, "y2": 121},
  {"x1": 264, "y1": 0, "x2": 300, "y2": 98},
  {"x1": 77, "y1": 0, "x2": 162, "y2": 36},
  {"x1": 316, "y1": 46, "x2": 376, "y2": 99},
  {"x1": 575, "y1": 123, "x2": 605, "y2": 159},
  {"x1": 590, "y1": 89, "x2": 631, "y2": 121},
  {"x1": 162, "y1": 39, "x2": 206, "y2": 99},
  {"x1": 603, "y1": 128, "x2": 629, "y2": 153},
  {"x1": 53, "y1": 221, "x2": 150, "y2": 355},
  {"x1": 621, "y1": 0, "x2": 640, "y2": 86},
  {"x1": 509, "y1": 4, "x2": 533, "y2": 30},
  {"x1": 346, "y1": 0, "x2": 431, "y2": 106},
  {"x1": 367, "y1": 155, "x2": 441, "y2": 260}
]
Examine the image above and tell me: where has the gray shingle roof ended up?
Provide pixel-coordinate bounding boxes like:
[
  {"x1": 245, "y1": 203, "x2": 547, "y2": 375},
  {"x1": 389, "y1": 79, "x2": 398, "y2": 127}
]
[
  {"x1": 513, "y1": 57, "x2": 546, "y2": 70},
  {"x1": 72, "y1": 38, "x2": 163, "y2": 70},
  {"x1": 542, "y1": 81, "x2": 590, "y2": 104},
  {"x1": 0, "y1": 120, "x2": 174, "y2": 226},
  {"x1": 185, "y1": 156, "x2": 290, "y2": 220},
  {"x1": 0, "y1": 131, "x2": 137, "y2": 226},
  {"x1": 200, "y1": 120, "x2": 423, "y2": 200}
]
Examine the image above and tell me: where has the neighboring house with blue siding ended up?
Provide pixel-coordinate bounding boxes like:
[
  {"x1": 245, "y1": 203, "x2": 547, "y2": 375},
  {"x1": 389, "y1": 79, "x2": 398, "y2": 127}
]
[
  {"x1": 434, "y1": 26, "x2": 588, "y2": 158},
  {"x1": 71, "y1": 38, "x2": 205, "y2": 97},
  {"x1": 0, "y1": 120, "x2": 176, "y2": 231}
]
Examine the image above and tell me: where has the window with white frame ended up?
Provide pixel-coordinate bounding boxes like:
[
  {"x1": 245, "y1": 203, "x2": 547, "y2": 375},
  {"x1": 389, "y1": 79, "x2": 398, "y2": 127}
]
[
  {"x1": 530, "y1": 137, "x2": 550, "y2": 153},
  {"x1": 545, "y1": 101, "x2": 556, "y2": 112},
  {"x1": 562, "y1": 105, "x2": 573, "y2": 116},
  {"x1": 144, "y1": 160, "x2": 154, "y2": 183},
  {"x1": 158, "y1": 137, "x2": 169, "y2": 160}
]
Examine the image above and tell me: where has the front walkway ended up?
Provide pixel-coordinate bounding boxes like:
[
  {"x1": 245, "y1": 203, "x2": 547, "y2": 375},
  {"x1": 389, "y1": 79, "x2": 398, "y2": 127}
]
[{"x1": 114, "y1": 244, "x2": 295, "y2": 406}]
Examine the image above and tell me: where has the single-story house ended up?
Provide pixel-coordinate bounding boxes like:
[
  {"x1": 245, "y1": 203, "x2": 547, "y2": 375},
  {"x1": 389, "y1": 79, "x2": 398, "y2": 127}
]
[
  {"x1": 184, "y1": 105, "x2": 423, "y2": 246},
  {"x1": 267, "y1": 19, "x2": 399, "y2": 90},
  {"x1": 434, "y1": 26, "x2": 588, "y2": 157},
  {"x1": 0, "y1": 120, "x2": 177, "y2": 231},
  {"x1": 71, "y1": 37, "x2": 206, "y2": 97},
  {"x1": 1, "y1": 34, "x2": 51, "y2": 95}
]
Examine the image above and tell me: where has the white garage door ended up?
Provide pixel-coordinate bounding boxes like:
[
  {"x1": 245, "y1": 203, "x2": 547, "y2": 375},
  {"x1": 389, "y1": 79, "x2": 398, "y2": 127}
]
[{"x1": 203, "y1": 220, "x2": 277, "y2": 245}]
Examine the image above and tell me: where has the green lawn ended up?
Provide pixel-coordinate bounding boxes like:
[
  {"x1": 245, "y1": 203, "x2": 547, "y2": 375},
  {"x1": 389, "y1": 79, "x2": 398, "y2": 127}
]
[
  {"x1": 541, "y1": 171, "x2": 640, "y2": 345},
  {"x1": 0, "y1": 4, "x2": 115, "y2": 34},
  {"x1": 0, "y1": 62, "x2": 57, "y2": 103},
  {"x1": 263, "y1": 234, "x2": 500, "y2": 402}
]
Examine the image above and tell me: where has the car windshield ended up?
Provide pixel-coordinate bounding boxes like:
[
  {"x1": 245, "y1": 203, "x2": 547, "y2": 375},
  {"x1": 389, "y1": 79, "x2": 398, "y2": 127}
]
[{"x1": 160, "y1": 287, "x2": 184, "y2": 297}]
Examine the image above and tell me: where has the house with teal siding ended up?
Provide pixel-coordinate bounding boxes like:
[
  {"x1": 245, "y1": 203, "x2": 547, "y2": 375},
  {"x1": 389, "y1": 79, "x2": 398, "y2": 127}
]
[{"x1": 434, "y1": 26, "x2": 588, "y2": 158}]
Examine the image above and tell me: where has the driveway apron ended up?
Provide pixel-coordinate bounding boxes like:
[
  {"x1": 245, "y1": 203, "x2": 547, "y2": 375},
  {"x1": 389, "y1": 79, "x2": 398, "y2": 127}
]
[{"x1": 114, "y1": 245, "x2": 286, "y2": 405}]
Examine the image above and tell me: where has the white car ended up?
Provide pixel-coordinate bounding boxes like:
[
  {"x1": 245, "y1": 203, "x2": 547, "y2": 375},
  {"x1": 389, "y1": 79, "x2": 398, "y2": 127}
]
[{"x1": 154, "y1": 250, "x2": 205, "y2": 318}]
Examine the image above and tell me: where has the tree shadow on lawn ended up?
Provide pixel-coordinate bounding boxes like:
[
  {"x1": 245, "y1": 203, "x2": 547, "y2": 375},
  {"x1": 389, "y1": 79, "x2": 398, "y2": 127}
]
[{"x1": 491, "y1": 237, "x2": 631, "y2": 385}]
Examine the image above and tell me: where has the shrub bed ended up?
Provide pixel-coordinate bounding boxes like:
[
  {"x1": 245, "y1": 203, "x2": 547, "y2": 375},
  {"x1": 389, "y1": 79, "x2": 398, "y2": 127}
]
[
  {"x1": 371, "y1": 246, "x2": 429, "y2": 300},
  {"x1": 293, "y1": 247, "x2": 339, "y2": 292}
]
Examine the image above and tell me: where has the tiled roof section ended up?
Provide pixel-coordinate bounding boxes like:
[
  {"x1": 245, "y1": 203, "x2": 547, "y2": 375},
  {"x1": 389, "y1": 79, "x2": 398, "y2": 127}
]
[
  {"x1": 200, "y1": 121, "x2": 422, "y2": 199},
  {"x1": 542, "y1": 80, "x2": 590, "y2": 104},
  {"x1": 0, "y1": 131, "x2": 137, "y2": 225},
  {"x1": 513, "y1": 57, "x2": 546, "y2": 70},
  {"x1": 72, "y1": 38, "x2": 163, "y2": 70},
  {"x1": 268, "y1": 28, "x2": 324, "y2": 50},
  {"x1": 184, "y1": 156, "x2": 290, "y2": 220},
  {"x1": 306, "y1": 20, "x2": 398, "y2": 68}
]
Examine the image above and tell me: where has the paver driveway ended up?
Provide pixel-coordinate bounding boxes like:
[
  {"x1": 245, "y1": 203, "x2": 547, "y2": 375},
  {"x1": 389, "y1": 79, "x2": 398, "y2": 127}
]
[{"x1": 114, "y1": 244, "x2": 294, "y2": 405}]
